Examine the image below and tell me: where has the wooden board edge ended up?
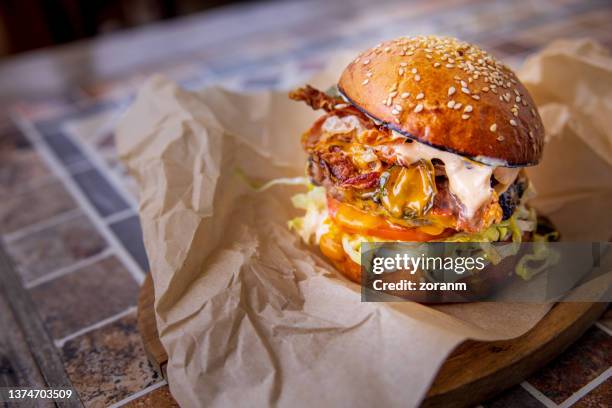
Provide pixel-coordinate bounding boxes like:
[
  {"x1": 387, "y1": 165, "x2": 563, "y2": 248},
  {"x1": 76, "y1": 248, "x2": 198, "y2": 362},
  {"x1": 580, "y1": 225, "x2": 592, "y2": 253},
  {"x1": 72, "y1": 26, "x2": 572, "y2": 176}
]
[
  {"x1": 137, "y1": 273, "x2": 168, "y2": 376},
  {"x1": 422, "y1": 301, "x2": 607, "y2": 407}
]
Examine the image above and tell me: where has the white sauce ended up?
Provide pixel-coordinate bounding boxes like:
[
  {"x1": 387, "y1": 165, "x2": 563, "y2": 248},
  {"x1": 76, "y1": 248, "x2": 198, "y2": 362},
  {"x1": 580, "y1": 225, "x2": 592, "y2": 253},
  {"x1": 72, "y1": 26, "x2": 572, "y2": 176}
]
[
  {"x1": 493, "y1": 167, "x2": 521, "y2": 194},
  {"x1": 386, "y1": 132, "x2": 497, "y2": 218},
  {"x1": 321, "y1": 115, "x2": 364, "y2": 134}
]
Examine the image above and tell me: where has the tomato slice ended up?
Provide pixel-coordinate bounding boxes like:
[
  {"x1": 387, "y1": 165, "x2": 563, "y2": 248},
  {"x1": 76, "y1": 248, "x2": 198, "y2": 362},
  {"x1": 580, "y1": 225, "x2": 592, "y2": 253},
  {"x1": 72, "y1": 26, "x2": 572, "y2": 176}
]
[{"x1": 327, "y1": 196, "x2": 453, "y2": 241}]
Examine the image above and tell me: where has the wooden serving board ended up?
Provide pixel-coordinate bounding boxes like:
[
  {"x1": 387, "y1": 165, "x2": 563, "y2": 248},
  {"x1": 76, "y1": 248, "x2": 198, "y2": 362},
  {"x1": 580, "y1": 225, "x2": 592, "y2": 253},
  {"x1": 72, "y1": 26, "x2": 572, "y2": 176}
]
[{"x1": 137, "y1": 273, "x2": 607, "y2": 407}]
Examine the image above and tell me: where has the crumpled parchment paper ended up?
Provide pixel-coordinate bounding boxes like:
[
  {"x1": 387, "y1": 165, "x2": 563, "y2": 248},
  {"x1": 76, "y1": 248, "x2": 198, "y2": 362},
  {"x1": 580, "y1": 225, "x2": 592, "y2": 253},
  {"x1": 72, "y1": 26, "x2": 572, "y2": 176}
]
[{"x1": 116, "y1": 39, "x2": 612, "y2": 407}]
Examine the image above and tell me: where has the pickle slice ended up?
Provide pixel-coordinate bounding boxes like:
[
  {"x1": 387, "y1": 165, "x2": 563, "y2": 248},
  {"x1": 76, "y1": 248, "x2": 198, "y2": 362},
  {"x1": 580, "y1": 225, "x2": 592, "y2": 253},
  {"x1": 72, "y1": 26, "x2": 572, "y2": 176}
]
[{"x1": 379, "y1": 160, "x2": 436, "y2": 219}]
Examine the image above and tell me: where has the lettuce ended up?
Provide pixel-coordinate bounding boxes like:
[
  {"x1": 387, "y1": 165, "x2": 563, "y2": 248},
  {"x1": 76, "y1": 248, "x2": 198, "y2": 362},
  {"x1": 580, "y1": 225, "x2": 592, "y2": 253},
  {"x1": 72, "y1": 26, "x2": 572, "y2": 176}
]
[
  {"x1": 442, "y1": 204, "x2": 536, "y2": 244},
  {"x1": 235, "y1": 168, "x2": 310, "y2": 192},
  {"x1": 287, "y1": 186, "x2": 329, "y2": 245},
  {"x1": 236, "y1": 170, "x2": 328, "y2": 244},
  {"x1": 516, "y1": 240, "x2": 560, "y2": 280}
]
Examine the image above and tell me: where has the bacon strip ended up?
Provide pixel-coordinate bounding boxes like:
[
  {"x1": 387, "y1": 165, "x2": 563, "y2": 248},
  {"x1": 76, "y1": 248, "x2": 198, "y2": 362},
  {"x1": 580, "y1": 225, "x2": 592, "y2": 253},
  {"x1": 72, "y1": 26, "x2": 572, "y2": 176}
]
[
  {"x1": 341, "y1": 172, "x2": 380, "y2": 189},
  {"x1": 289, "y1": 85, "x2": 344, "y2": 112}
]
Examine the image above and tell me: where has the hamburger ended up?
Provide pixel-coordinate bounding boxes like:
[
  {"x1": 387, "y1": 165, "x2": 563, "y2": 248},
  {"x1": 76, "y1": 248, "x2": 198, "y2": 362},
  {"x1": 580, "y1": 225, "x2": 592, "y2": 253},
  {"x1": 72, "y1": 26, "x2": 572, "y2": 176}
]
[{"x1": 287, "y1": 35, "x2": 555, "y2": 287}]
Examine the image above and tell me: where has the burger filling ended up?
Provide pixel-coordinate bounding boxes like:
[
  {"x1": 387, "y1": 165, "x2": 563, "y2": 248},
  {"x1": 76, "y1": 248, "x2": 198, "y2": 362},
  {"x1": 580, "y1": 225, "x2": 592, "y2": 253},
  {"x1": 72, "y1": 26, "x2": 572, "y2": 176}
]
[{"x1": 287, "y1": 85, "x2": 538, "y2": 267}]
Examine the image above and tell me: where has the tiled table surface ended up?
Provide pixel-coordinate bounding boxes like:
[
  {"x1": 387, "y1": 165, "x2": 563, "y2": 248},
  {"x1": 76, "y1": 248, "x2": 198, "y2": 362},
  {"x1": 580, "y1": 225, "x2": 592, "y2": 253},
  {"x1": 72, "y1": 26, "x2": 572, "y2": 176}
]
[{"x1": 0, "y1": 0, "x2": 611, "y2": 406}]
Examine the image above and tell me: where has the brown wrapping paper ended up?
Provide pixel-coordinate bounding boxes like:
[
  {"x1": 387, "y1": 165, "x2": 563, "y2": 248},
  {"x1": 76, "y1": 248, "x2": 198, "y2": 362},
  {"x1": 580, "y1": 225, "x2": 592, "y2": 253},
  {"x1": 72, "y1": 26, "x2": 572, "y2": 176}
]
[{"x1": 116, "y1": 39, "x2": 611, "y2": 407}]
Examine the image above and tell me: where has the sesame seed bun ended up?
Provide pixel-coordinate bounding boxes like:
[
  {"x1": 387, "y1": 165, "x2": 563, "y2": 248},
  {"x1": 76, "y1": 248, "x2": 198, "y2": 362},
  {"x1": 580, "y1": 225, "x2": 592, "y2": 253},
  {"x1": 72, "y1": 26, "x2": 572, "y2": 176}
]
[{"x1": 337, "y1": 36, "x2": 544, "y2": 166}]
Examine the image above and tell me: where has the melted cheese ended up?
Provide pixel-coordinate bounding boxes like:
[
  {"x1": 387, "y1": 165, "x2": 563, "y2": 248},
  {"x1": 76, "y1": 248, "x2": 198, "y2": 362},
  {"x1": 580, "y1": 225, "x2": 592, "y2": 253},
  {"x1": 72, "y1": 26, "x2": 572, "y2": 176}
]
[{"x1": 386, "y1": 133, "x2": 496, "y2": 218}]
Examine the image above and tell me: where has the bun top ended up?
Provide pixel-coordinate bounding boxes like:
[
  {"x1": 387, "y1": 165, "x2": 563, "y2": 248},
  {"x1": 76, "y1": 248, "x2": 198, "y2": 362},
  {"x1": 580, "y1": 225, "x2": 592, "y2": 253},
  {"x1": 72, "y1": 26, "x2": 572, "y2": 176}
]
[{"x1": 337, "y1": 36, "x2": 544, "y2": 166}]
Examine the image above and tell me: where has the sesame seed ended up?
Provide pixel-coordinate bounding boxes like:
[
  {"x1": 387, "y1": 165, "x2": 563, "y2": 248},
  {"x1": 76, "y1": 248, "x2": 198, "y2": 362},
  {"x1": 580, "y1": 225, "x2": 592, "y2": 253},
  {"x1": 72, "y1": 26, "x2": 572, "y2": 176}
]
[
  {"x1": 497, "y1": 135, "x2": 505, "y2": 141},
  {"x1": 416, "y1": 92, "x2": 424, "y2": 100},
  {"x1": 446, "y1": 64, "x2": 455, "y2": 68},
  {"x1": 448, "y1": 86, "x2": 456, "y2": 96},
  {"x1": 384, "y1": 47, "x2": 391, "y2": 52},
  {"x1": 400, "y1": 62, "x2": 408, "y2": 67},
  {"x1": 414, "y1": 104, "x2": 424, "y2": 113},
  {"x1": 471, "y1": 94, "x2": 480, "y2": 100},
  {"x1": 510, "y1": 119, "x2": 517, "y2": 126},
  {"x1": 434, "y1": 62, "x2": 441, "y2": 68},
  {"x1": 482, "y1": 86, "x2": 489, "y2": 92},
  {"x1": 363, "y1": 59, "x2": 370, "y2": 65},
  {"x1": 391, "y1": 109, "x2": 400, "y2": 115},
  {"x1": 399, "y1": 68, "x2": 405, "y2": 75},
  {"x1": 389, "y1": 91, "x2": 398, "y2": 97},
  {"x1": 447, "y1": 100, "x2": 456, "y2": 108},
  {"x1": 490, "y1": 124, "x2": 497, "y2": 132},
  {"x1": 401, "y1": 92, "x2": 410, "y2": 99},
  {"x1": 414, "y1": 74, "x2": 421, "y2": 81},
  {"x1": 462, "y1": 114, "x2": 470, "y2": 120},
  {"x1": 394, "y1": 104, "x2": 403, "y2": 111},
  {"x1": 366, "y1": 72, "x2": 373, "y2": 77},
  {"x1": 461, "y1": 87, "x2": 470, "y2": 94},
  {"x1": 460, "y1": 80, "x2": 467, "y2": 88},
  {"x1": 515, "y1": 96, "x2": 521, "y2": 103},
  {"x1": 362, "y1": 79, "x2": 369, "y2": 85},
  {"x1": 411, "y1": 68, "x2": 417, "y2": 74},
  {"x1": 464, "y1": 105, "x2": 473, "y2": 113},
  {"x1": 454, "y1": 103, "x2": 462, "y2": 110}
]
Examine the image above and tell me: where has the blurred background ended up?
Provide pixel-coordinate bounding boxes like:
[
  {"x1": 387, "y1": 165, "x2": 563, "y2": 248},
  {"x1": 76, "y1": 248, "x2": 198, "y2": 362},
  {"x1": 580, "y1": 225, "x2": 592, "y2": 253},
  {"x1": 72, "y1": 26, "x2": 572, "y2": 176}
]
[
  {"x1": 0, "y1": 0, "x2": 254, "y2": 56},
  {"x1": 0, "y1": 1, "x2": 610, "y2": 407}
]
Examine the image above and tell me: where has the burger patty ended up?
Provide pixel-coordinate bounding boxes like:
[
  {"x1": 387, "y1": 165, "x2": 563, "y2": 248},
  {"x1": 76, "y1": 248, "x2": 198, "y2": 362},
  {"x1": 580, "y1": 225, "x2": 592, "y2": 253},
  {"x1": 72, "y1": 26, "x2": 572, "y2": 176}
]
[{"x1": 498, "y1": 177, "x2": 527, "y2": 220}]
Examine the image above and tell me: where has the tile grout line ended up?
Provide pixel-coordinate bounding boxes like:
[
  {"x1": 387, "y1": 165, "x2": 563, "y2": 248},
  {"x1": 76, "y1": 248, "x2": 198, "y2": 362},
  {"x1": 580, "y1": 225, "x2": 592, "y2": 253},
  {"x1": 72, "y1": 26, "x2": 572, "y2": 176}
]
[
  {"x1": 61, "y1": 110, "x2": 140, "y2": 211},
  {"x1": 25, "y1": 248, "x2": 114, "y2": 289},
  {"x1": 595, "y1": 322, "x2": 612, "y2": 337},
  {"x1": 11, "y1": 112, "x2": 146, "y2": 285},
  {"x1": 104, "y1": 208, "x2": 137, "y2": 225},
  {"x1": 54, "y1": 306, "x2": 137, "y2": 348},
  {"x1": 557, "y1": 367, "x2": 612, "y2": 408},
  {"x1": 1, "y1": 207, "x2": 83, "y2": 244},
  {"x1": 108, "y1": 379, "x2": 168, "y2": 408},
  {"x1": 521, "y1": 381, "x2": 559, "y2": 408}
]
